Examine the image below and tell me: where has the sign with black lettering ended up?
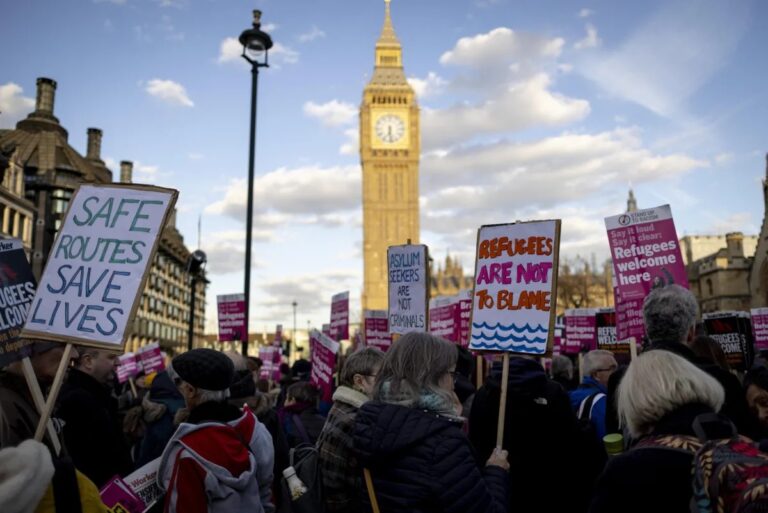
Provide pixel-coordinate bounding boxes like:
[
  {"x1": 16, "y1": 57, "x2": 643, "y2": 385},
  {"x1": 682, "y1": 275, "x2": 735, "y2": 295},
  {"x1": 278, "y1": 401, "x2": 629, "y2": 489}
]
[
  {"x1": 388, "y1": 244, "x2": 429, "y2": 335},
  {"x1": 703, "y1": 311, "x2": 754, "y2": 372},
  {"x1": 0, "y1": 239, "x2": 37, "y2": 367},
  {"x1": 22, "y1": 184, "x2": 177, "y2": 351}
]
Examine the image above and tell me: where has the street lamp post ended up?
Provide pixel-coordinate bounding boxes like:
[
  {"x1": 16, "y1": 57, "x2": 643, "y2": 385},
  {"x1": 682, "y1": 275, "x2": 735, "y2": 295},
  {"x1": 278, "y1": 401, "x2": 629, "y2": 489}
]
[
  {"x1": 186, "y1": 250, "x2": 207, "y2": 351},
  {"x1": 292, "y1": 300, "x2": 297, "y2": 360},
  {"x1": 239, "y1": 10, "x2": 273, "y2": 356}
]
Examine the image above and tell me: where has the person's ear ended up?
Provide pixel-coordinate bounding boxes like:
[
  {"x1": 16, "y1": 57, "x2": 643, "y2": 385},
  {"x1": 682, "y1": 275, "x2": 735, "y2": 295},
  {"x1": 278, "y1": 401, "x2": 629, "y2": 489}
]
[
  {"x1": 353, "y1": 374, "x2": 364, "y2": 388},
  {"x1": 686, "y1": 326, "x2": 696, "y2": 345}
]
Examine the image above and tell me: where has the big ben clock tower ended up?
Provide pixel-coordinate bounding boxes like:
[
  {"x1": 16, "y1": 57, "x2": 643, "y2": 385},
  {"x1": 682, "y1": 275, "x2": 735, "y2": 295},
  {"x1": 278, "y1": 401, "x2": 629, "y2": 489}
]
[{"x1": 360, "y1": 0, "x2": 420, "y2": 311}]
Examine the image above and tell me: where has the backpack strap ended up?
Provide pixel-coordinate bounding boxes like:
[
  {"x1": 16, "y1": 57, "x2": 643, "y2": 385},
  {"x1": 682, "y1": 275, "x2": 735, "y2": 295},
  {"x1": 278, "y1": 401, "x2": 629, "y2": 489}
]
[
  {"x1": 292, "y1": 414, "x2": 312, "y2": 445},
  {"x1": 363, "y1": 468, "x2": 381, "y2": 513},
  {"x1": 577, "y1": 392, "x2": 605, "y2": 421}
]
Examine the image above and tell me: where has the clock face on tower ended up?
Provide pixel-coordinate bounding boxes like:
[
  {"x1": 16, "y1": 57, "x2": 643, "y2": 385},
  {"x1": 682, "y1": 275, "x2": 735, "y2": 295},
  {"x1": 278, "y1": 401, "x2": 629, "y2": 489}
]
[{"x1": 375, "y1": 114, "x2": 405, "y2": 144}]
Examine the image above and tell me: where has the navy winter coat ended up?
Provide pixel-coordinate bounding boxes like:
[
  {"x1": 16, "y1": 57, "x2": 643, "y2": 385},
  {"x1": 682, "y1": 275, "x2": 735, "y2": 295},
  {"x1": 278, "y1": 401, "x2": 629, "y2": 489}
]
[{"x1": 354, "y1": 401, "x2": 508, "y2": 513}]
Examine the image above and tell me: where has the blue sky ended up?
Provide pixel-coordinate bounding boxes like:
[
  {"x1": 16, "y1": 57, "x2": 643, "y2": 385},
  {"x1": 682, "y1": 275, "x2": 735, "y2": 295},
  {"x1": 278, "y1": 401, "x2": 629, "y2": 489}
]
[{"x1": 2, "y1": 0, "x2": 767, "y2": 335}]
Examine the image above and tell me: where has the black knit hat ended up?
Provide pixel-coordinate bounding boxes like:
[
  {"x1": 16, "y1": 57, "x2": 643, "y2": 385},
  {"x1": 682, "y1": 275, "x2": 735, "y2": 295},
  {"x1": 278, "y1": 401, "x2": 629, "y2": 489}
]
[{"x1": 172, "y1": 349, "x2": 234, "y2": 391}]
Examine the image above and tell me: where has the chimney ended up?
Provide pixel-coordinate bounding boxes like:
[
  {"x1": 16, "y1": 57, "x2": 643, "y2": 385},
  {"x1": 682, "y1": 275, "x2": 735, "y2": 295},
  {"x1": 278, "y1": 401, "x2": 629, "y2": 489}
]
[
  {"x1": 86, "y1": 128, "x2": 103, "y2": 161},
  {"x1": 725, "y1": 232, "x2": 744, "y2": 259},
  {"x1": 120, "y1": 160, "x2": 133, "y2": 183},
  {"x1": 35, "y1": 78, "x2": 57, "y2": 116},
  {"x1": 167, "y1": 208, "x2": 177, "y2": 228}
]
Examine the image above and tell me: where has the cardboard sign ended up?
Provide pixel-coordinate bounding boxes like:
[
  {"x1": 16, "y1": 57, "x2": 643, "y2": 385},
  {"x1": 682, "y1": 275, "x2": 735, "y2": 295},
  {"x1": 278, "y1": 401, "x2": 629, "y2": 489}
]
[
  {"x1": 137, "y1": 342, "x2": 165, "y2": 374},
  {"x1": 322, "y1": 323, "x2": 331, "y2": 337},
  {"x1": 329, "y1": 291, "x2": 350, "y2": 341},
  {"x1": 0, "y1": 239, "x2": 38, "y2": 367},
  {"x1": 469, "y1": 221, "x2": 560, "y2": 354},
  {"x1": 310, "y1": 330, "x2": 339, "y2": 402},
  {"x1": 428, "y1": 290, "x2": 472, "y2": 347},
  {"x1": 752, "y1": 308, "x2": 768, "y2": 352},
  {"x1": 552, "y1": 319, "x2": 565, "y2": 355},
  {"x1": 100, "y1": 476, "x2": 145, "y2": 513},
  {"x1": 605, "y1": 205, "x2": 687, "y2": 343},
  {"x1": 116, "y1": 353, "x2": 139, "y2": 384},
  {"x1": 22, "y1": 184, "x2": 177, "y2": 350},
  {"x1": 704, "y1": 311, "x2": 754, "y2": 371},
  {"x1": 363, "y1": 309, "x2": 391, "y2": 352},
  {"x1": 565, "y1": 308, "x2": 598, "y2": 352},
  {"x1": 458, "y1": 289, "x2": 472, "y2": 347},
  {"x1": 123, "y1": 457, "x2": 162, "y2": 512},
  {"x1": 387, "y1": 244, "x2": 429, "y2": 335},
  {"x1": 594, "y1": 308, "x2": 632, "y2": 365},
  {"x1": 217, "y1": 294, "x2": 246, "y2": 342}
]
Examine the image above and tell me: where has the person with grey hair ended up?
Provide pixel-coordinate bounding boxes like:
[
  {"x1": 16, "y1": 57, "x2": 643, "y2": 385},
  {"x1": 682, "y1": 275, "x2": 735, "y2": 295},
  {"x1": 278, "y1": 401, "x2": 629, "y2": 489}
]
[
  {"x1": 570, "y1": 350, "x2": 618, "y2": 442},
  {"x1": 159, "y1": 348, "x2": 275, "y2": 513},
  {"x1": 317, "y1": 347, "x2": 385, "y2": 513},
  {"x1": 590, "y1": 350, "x2": 734, "y2": 513},
  {"x1": 354, "y1": 333, "x2": 509, "y2": 513},
  {"x1": 551, "y1": 354, "x2": 576, "y2": 391}
]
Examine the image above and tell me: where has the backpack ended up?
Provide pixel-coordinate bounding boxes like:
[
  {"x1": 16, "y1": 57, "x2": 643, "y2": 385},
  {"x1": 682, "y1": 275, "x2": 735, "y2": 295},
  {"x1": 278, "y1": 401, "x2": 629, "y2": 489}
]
[
  {"x1": 636, "y1": 413, "x2": 768, "y2": 513},
  {"x1": 279, "y1": 415, "x2": 327, "y2": 513}
]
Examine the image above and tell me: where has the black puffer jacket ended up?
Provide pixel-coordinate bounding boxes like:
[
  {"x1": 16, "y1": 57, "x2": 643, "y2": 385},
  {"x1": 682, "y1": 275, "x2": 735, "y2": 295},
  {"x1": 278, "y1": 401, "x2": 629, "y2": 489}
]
[{"x1": 354, "y1": 401, "x2": 508, "y2": 513}]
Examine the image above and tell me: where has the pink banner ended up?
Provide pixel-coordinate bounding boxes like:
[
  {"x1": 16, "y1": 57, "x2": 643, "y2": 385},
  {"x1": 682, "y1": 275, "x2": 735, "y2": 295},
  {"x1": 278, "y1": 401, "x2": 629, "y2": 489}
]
[
  {"x1": 310, "y1": 330, "x2": 340, "y2": 402},
  {"x1": 605, "y1": 205, "x2": 688, "y2": 342},
  {"x1": 459, "y1": 291, "x2": 472, "y2": 347},
  {"x1": 364, "y1": 310, "x2": 391, "y2": 352},
  {"x1": 100, "y1": 476, "x2": 145, "y2": 513},
  {"x1": 116, "y1": 353, "x2": 139, "y2": 384},
  {"x1": 429, "y1": 297, "x2": 459, "y2": 343},
  {"x1": 137, "y1": 342, "x2": 165, "y2": 374},
  {"x1": 322, "y1": 324, "x2": 332, "y2": 337},
  {"x1": 753, "y1": 308, "x2": 768, "y2": 351},
  {"x1": 258, "y1": 346, "x2": 281, "y2": 381},
  {"x1": 330, "y1": 291, "x2": 350, "y2": 341},
  {"x1": 565, "y1": 308, "x2": 597, "y2": 353},
  {"x1": 217, "y1": 294, "x2": 246, "y2": 342}
]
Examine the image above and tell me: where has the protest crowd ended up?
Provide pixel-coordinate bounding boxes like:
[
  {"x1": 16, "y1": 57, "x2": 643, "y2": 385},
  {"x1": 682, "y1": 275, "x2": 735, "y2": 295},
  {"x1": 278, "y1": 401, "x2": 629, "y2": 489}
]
[{"x1": 4, "y1": 283, "x2": 768, "y2": 512}]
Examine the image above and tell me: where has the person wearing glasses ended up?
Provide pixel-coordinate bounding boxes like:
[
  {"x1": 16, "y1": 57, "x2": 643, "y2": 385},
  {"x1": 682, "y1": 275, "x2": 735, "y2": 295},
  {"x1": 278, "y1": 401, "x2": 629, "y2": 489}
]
[
  {"x1": 317, "y1": 347, "x2": 385, "y2": 513},
  {"x1": 570, "y1": 350, "x2": 618, "y2": 443}
]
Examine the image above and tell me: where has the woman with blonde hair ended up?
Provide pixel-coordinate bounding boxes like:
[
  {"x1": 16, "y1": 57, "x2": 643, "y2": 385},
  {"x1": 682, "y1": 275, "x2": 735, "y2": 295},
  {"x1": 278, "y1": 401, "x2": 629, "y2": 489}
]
[{"x1": 590, "y1": 350, "x2": 731, "y2": 513}]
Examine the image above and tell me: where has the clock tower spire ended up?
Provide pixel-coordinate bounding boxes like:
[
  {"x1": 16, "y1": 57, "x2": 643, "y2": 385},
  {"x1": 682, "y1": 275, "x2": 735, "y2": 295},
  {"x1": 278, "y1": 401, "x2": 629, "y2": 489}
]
[{"x1": 360, "y1": 0, "x2": 421, "y2": 311}]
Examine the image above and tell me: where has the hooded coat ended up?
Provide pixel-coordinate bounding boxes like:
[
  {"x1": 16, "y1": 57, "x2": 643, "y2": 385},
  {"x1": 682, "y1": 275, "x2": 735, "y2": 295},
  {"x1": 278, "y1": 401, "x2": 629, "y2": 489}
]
[
  {"x1": 354, "y1": 401, "x2": 508, "y2": 513},
  {"x1": 470, "y1": 357, "x2": 598, "y2": 513},
  {"x1": 136, "y1": 371, "x2": 185, "y2": 467},
  {"x1": 158, "y1": 401, "x2": 275, "y2": 513}
]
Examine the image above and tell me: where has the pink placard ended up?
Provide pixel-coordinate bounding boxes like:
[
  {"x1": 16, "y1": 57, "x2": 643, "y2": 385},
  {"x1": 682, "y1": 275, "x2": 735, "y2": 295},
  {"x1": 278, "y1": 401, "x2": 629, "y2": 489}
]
[
  {"x1": 552, "y1": 321, "x2": 565, "y2": 355},
  {"x1": 364, "y1": 310, "x2": 391, "y2": 352},
  {"x1": 330, "y1": 291, "x2": 350, "y2": 341},
  {"x1": 565, "y1": 308, "x2": 597, "y2": 352},
  {"x1": 100, "y1": 476, "x2": 145, "y2": 513},
  {"x1": 605, "y1": 205, "x2": 688, "y2": 342},
  {"x1": 310, "y1": 330, "x2": 340, "y2": 402},
  {"x1": 753, "y1": 308, "x2": 768, "y2": 351},
  {"x1": 137, "y1": 342, "x2": 165, "y2": 374},
  {"x1": 429, "y1": 296, "x2": 459, "y2": 343},
  {"x1": 116, "y1": 353, "x2": 139, "y2": 384},
  {"x1": 217, "y1": 294, "x2": 246, "y2": 342},
  {"x1": 258, "y1": 346, "x2": 281, "y2": 381}
]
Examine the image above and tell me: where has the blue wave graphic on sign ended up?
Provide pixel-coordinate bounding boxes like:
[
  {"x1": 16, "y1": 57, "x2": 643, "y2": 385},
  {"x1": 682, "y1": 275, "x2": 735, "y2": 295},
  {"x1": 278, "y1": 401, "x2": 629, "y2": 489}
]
[
  {"x1": 471, "y1": 332, "x2": 547, "y2": 344},
  {"x1": 469, "y1": 340, "x2": 547, "y2": 353},
  {"x1": 472, "y1": 322, "x2": 547, "y2": 333}
]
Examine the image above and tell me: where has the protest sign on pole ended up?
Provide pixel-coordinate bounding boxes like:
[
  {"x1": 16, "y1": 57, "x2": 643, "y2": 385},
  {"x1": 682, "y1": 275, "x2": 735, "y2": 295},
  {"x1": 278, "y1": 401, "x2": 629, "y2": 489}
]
[
  {"x1": 605, "y1": 204, "x2": 687, "y2": 343},
  {"x1": 552, "y1": 319, "x2": 565, "y2": 355},
  {"x1": 310, "y1": 329, "x2": 340, "y2": 402},
  {"x1": 363, "y1": 309, "x2": 391, "y2": 352},
  {"x1": 322, "y1": 323, "x2": 331, "y2": 337},
  {"x1": 217, "y1": 294, "x2": 246, "y2": 342},
  {"x1": 594, "y1": 308, "x2": 632, "y2": 365},
  {"x1": 429, "y1": 296, "x2": 459, "y2": 343},
  {"x1": 0, "y1": 239, "x2": 38, "y2": 366},
  {"x1": 469, "y1": 220, "x2": 561, "y2": 448},
  {"x1": 564, "y1": 308, "x2": 597, "y2": 352},
  {"x1": 388, "y1": 244, "x2": 429, "y2": 335},
  {"x1": 752, "y1": 308, "x2": 768, "y2": 352},
  {"x1": 703, "y1": 311, "x2": 755, "y2": 371},
  {"x1": 137, "y1": 342, "x2": 165, "y2": 374},
  {"x1": 458, "y1": 289, "x2": 472, "y2": 347},
  {"x1": 116, "y1": 352, "x2": 139, "y2": 384},
  {"x1": 330, "y1": 291, "x2": 350, "y2": 341}
]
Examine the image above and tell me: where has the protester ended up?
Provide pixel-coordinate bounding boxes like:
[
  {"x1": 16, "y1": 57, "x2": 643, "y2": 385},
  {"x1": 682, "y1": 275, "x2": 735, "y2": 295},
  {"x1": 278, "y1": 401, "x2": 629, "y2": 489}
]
[
  {"x1": 551, "y1": 354, "x2": 576, "y2": 391},
  {"x1": 133, "y1": 370, "x2": 185, "y2": 467},
  {"x1": 317, "y1": 347, "x2": 384, "y2": 513},
  {"x1": 280, "y1": 381, "x2": 326, "y2": 447},
  {"x1": 354, "y1": 333, "x2": 509, "y2": 513},
  {"x1": 470, "y1": 354, "x2": 596, "y2": 513},
  {"x1": 454, "y1": 345, "x2": 477, "y2": 417},
  {"x1": 0, "y1": 342, "x2": 76, "y2": 451},
  {"x1": 690, "y1": 335, "x2": 730, "y2": 371},
  {"x1": 159, "y1": 348, "x2": 274, "y2": 513},
  {"x1": 56, "y1": 346, "x2": 132, "y2": 488},
  {"x1": 570, "y1": 350, "x2": 618, "y2": 441},
  {"x1": 745, "y1": 366, "x2": 768, "y2": 438},
  {"x1": 590, "y1": 350, "x2": 731, "y2": 513}
]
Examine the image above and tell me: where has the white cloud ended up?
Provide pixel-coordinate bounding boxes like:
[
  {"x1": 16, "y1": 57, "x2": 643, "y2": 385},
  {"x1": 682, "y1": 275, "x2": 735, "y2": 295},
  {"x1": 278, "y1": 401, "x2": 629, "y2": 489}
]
[
  {"x1": 408, "y1": 72, "x2": 447, "y2": 99},
  {"x1": 574, "y1": 24, "x2": 601, "y2": 50},
  {"x1": 579, "y1": 1, "x2": 750, "y2": 117},
  {"x1": 578, "y1": 8, "x2": 593, "y2": 18},
  {"x1": 271, "y1": 43, "x2": 300, "y2": 67},
  {"x1": 422, "y1": 73, "x2": 590, "y2": 149},
  {"x1": 440, "y1": 28, "x2": 563, "y2": 69},
  {"x1": 218, "y1": 37, "x2": 241, "y2": 63},
  {"x1": 339, "y1": 128, "x2": 359, "y2": 156},
  {"x1": 708, "y1": 212, "x2": 756, "y2": 235},
  {"x1": 188, "y1": 153, "x2": 204, "y2": 160},
  {"x1": 714, "y1": 152, "x2": 733, "y2": 165},
  {"x1": 0, "y1": 83, "x2": 34, "y2": 129},
  {"x1": 262, "y1": 23, "x2": 278, "y2": 33},
  {"x1": 298, "y1": 26, "x2": 325, "y2": 43},
  {"x1": 155, "y1": 0, "x2": 185, "y2": 7},
  {"x1": 201, "y1": 230, "x2": 270, "y2": 275},
  {"x1": 220, "y1": 38, "x2": 300, "y2": 68},
  {"x1": 144, "y1": 79, "x2": 194, "y2": 107},
  {"x1": 303, "y1": 100, "x2": 357, "y2": 127}
]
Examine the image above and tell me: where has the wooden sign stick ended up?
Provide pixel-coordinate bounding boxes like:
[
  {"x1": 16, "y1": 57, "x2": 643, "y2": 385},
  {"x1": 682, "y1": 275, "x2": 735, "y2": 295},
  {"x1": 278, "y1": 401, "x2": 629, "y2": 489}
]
[
  {"x1": 629, "y1": 337, "x2": 638, "y2": 361},
  {"x1": 21, "y1": 357, "x2": 61, "y2": 454},
  {"x1": 34, "y1": 343, "x2": 72, "y2": 442},
  {"x1": 128, "y1": 377, "x2": 138, "y2": 399},
  {"x1": 475, "y1": 355, "x2": 483, "y2": 389},
  {"x1": 495, "y1": 352, "x2": 510, "y2": 448}
]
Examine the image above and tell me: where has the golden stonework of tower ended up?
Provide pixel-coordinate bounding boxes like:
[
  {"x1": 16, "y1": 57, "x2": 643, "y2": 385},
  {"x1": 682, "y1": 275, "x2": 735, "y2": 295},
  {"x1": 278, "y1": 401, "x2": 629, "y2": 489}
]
[{"x1": 360, "y1": 0, "x2": 420, "y2": 311}]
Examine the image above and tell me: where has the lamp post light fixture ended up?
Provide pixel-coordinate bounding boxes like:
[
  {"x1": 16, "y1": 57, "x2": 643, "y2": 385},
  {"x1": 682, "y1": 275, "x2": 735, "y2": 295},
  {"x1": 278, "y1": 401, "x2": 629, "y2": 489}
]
[
  {"x1": 239, "y1": 10, "x2": 273, "y2": 356},
  {"x1": 291, "y1": 300, "x2": 297, "y2": 360},
  {"x1": 186, "y1": 249, "x2": 207, "y2": 352}
]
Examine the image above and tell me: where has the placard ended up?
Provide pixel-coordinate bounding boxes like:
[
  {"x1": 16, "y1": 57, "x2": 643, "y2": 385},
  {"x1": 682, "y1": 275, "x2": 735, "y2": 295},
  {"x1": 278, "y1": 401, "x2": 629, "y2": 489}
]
[
  {"x1": 364, "y1": 309, "x2": 391, "y2": 352},
  {"x1": 22, "y1": 184, "x2": 177, "y2": 350},
  {"x1": 100, "y1": 476, "x2": 145, "y2": 513},
  {"x1": 469, "y1": 220, "x2": 560, "y2": 354},
  {"x1": 137, "y1": 342, "x2": 165, "y2": 374},
  {"x1": 274, "y1": 324, "x2": 283, "y2": 347},
  {"x1": 552, "y1": 319, "x2": 565, "y2": 355},
  {"x1": 387, "y1": 244, "x2": 429, "y2": 335},
  {"x1": 595, "y1": 308, "x2": 631, "y2": 365},
  {"x1": 116, "y1": 352, "x2": 139, "y2": 384},
  {"x1": 429, "y1": 296, "x2": 458, "y2": 342},
  {"x1": 752, "y1": 308, "x2": 768, "y2": 352},
  {"x1": 217, "y1": 294, "x2": 246, "y2": 342},
  {"x1": 329, "y1": 291, "x2": 349, "y2": 341},
  {"x1": 310, "y1": 330, "x2": 340, "y2": 402},
  {"x1": 605, "y1": 204, "x2": 687, "y2": 342},
  {"x1": 0, "y1": 239, "x2": 38, "y2": 367},
  {"x1": 123, "y1": 457, "x2": 162, "y2": 511},
  {"x1": 565, "y1": 308, "x2": 598, "y2": 352},
  {"x1": 704, "y1": 311, "x2": 754, "y2": 371}
]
